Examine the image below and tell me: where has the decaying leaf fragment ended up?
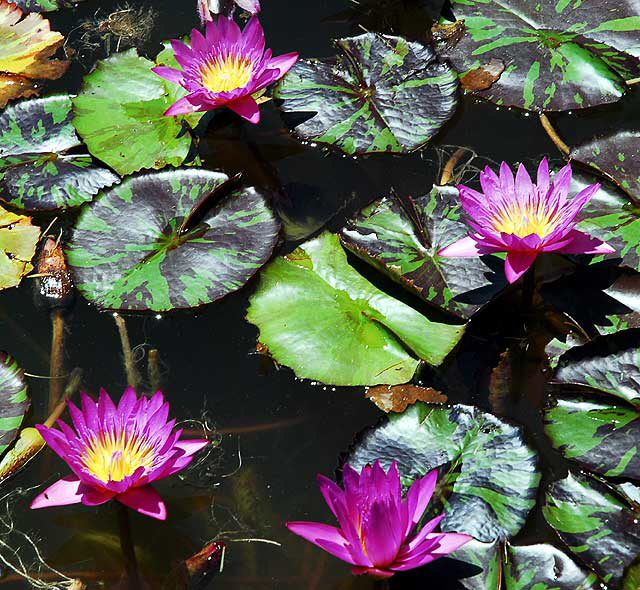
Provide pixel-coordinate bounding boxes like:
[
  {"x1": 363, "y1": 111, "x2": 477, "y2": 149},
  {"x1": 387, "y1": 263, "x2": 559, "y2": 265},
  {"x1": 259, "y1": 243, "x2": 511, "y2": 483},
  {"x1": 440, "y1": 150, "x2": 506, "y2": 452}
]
[
  {"x1": 0, "y1": 0, "x2": 69, "y2": 107},
  {"x1": 461, "y1": 58, "x2": 505, "y2": 91},
  {"x1": 366, "y1": 384, "x2": 447, "y2": 413},
  {"x1": 0, "y1": 205, "x2": 39, "y2": 290}
]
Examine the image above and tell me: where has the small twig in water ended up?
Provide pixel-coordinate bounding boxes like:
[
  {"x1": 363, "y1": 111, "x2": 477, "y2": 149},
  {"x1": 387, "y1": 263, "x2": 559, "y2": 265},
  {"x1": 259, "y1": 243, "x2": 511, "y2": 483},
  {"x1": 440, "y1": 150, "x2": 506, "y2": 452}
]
[
  {"x1": 113, "y1": 313, "x2": 141, "y2": 390},
  {"x1": 539, "y1": 113, "x2": 570, "y2": 156},
  {"x1": 440, "y1": 147, "x2": 469, "y2": 185}
]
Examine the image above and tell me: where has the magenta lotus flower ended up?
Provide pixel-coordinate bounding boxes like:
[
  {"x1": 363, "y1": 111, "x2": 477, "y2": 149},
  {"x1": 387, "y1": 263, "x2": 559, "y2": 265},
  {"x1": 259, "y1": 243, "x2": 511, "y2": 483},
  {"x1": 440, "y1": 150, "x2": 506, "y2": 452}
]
[
  {"x1": 31, "y1": 388, "x2": 208, "y2": 520},
  {"x1": 152, "y1": 16, "x2": 297, "y2": 124},
  {"x1": 438, "y1": 159, "x2": 615, "y2": 283},
  {"x1": 286, "y1": 461, "x2": 471, "y2": 578}
]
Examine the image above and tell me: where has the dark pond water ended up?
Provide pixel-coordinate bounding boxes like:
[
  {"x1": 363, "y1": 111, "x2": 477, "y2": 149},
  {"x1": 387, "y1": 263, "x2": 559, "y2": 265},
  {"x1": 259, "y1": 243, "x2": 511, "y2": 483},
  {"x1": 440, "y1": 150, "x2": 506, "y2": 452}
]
[{"x1": 0, "y1": 0, "x2": 638, "y2": 588}]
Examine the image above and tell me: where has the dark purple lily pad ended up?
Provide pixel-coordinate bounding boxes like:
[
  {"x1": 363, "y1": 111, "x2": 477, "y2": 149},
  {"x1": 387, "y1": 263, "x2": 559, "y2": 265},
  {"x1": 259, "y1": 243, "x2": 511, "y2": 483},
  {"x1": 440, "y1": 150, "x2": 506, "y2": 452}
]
[{"x1": 0, "y1": 352, "x2": 29, "y2": 457}]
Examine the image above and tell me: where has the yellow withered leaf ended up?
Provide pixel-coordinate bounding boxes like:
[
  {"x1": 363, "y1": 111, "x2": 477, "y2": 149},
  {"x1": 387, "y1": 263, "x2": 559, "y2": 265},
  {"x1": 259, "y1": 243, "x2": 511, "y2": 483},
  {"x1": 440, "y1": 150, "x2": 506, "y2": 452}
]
[
  {"x1": 0, "y1": 0, "x2": 69, "y2": 107},
  {"x1": 0, "y1": 205, "x2": 40, "y2": 290}
]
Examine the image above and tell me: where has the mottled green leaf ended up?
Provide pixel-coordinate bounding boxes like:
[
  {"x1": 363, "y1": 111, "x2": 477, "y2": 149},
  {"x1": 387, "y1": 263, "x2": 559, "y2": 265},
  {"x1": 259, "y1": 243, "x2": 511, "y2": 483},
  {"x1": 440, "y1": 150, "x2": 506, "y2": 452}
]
[
  {"x1": 544, "y1": 471, "x2": 640, "y2": 586},
  {"x1": 0, "y1": 205, "x2": 40, "y2": 290},
  {"x1": 344, "y1": 403, "x2": 539, "y2": 541},
  {"x1": 0, "y1": 352, "x2": 29, "y2": 457},
  {"x1": 0, "y1": 95, "x2": 118, "y2": 211},
  {"x1": 439, "y1": 0, "x2": 640, "y2": 111},
  {"x1": 246, "y1": 232, "x2": 465, "y2": 386},
  {"x1": 73, "y1": 47, "x2": 203, "y2": 176},
  {"x1": 11, "y1": 0, "x2": 82, "y2": 11},
  {"x1": 454, "y1": 539, "x2": 600, "y2": 590},
  {"x1": 340, "y1": 185, "x2": 507, "y2": 320},
  {"x1": 66, "y1": 169, "x2": 280, "y2": 312},
  {"x1": 274, "y1": 33, "x2": 458, "y2": 155},
  {"x1": 572, "y1": 131, "x2": 640, "y2": 203}
]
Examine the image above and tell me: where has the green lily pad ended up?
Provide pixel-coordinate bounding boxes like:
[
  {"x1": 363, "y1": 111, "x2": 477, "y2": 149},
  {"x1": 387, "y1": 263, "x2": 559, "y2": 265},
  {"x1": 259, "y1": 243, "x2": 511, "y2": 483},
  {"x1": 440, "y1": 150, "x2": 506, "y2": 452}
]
[
  {"x1": 340, "y1": 185, "x2": 507, "y2": 320},
  {"x1": 246, "y1": 232, "x2": 465, "y2": 386},
  {"x1": 0, "y1": 95, "x2": 118, "y2": 211},
  {"x1": 572, "y1": 131, "x2": 640, "y2": 203},
  {"x1": 0, "y1": 205, "x2": 40, "y2": 290},
  {"x1": 438, "y1": 0, "x2": 640, "y2": 111},
  {"x1": 545, "y1": 329, "x2": 640, "y2": 480},
  {"x1": 73, "y1": 46, "x2": 204, "y2": 176},
  {"x1": 0, "y1": 352, "x2": 29, "y2": 457},
  {"x1": 544, "y1": 471, "x2": 640, "y2": 586},
  {"x1": 274, "y1": 32, "x2": 459, "y2": 155},
  {"x1": 454, "y1": 540, "x2": 600, "y2": 590},
  {"x1": 12, "y1": 0, "x2": 82, "y2": 11},
  {"x1": 66, "y1": 169, "x2": 280, "y2": 312},
  {"x1": 344, "y1": 402, "x2": 540, "y2": 541}
]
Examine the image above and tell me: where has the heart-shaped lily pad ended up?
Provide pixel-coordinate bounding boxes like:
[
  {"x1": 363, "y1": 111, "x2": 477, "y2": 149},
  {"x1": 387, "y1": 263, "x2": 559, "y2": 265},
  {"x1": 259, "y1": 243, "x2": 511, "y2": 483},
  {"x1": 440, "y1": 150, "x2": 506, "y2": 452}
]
[
  {"x1": 0, "y1": 95, "x2": 118, "y2": 211},
  {"x1": 0, "y1": 205, "x2": 40, "y2": 290},
  {"x1": 572, "y1": 131, "x2": 640, "y2": 203},
  {"x1": 344, "y1": 402, "x2": 540, "y2": 541},
  {"x1": 66, "y1": 169, "x2": 280, "y2": 311},
  {"x1": 274, "y1": 32, "x2": 458, "y2": 155},
  {"x1": 438, "y1": 0, "x2": 640, "y2": 111},
  {"x1": 544, "y1": 471, "x2": 640, "y2": 586},
  {"x1": 545, "y1": 329, "x2": 640, "y2": 480},
  {"x1": 246, "y1": 232, "x2": 465, "y2": 386},
  {"x1": 454, "y1": 539, "x2": 600, "y2": 590},
  {"x1": 340, "y1": 185, "x2": 507, "y2": 320},
  {"x1": 73, "y1": 45, "x2": 204, "y2": 176},
  {"x1": 0, "y1": 352, "x2": 29, "y2": 457}
]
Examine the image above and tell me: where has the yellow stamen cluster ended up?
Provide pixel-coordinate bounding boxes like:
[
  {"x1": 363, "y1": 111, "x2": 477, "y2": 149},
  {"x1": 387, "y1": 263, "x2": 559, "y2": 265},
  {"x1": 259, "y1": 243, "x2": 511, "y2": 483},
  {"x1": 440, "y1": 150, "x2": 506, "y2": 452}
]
[
  {"x1": 200, "y1": 53, "x2": 253, "y2": 93},
  {"x1": 491, "y1": 202, "x2": 562, "y2": 238},
  {"x1": 82, "y1": 430, "x2": 156, "y2": 483}
]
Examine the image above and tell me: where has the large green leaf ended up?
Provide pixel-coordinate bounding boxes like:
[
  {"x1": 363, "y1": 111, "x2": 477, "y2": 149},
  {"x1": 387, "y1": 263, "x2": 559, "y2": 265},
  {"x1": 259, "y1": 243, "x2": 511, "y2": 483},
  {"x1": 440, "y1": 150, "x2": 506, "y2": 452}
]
[
  {"x1": 73, "y1": 47, "x2": 203, "y2": 176},
  {"x1": 572, "y1": 131, "x2": 640, "y2": 203},
  {"x1": 545, "y1": 330, "x2": 640, "y2": 480},
  {"x1": 544, "y1": 471, "x2": 640, "y2": 586},
  {"x1": 454, "y1": 540, "x2": 600, "y2": 590},
  {"x1": 246, "y1": 232, "x2": 465, "y2": 386},
  {"x1": 340, "y1": 186, "x2": 507, "y2": 320},
  {"x1": 0, "y1": 352, "x2": 29, "y2": 457},
  {"x1": 12, "y1": 0, "x2": 80, "y2": 11},
  {"x1": 274, "y1": 33, "x2": 458, "y2": 155},
  {"x1": 0, "y1": 95, "x2": 118, "y2": 211},
  {"x1": 344, "y1": 402, "x2": 540, "y2": 541},
  {"x1": 438, "y1": 0, "x2": 640, "y2": 111},
  {"x1": 66, "y1": 169, "x2": 280, "y2": 312}
]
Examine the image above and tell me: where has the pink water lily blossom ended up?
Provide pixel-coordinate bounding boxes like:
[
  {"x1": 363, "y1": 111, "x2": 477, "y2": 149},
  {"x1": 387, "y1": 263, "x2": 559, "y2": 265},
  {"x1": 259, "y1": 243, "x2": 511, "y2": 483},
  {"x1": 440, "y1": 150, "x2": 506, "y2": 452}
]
[
  {"x1": 152, "y1": 15, "x2": 297, "y2": 124},
  {"x1": 31, "y1": 388, "x2": 208, "y2": 521},
  {"x1": 438, "y1": 159, "x2": 615, "y2": 283},
  {"x1": 286, "y1": 461, "x2": 472, "y2": 578}
]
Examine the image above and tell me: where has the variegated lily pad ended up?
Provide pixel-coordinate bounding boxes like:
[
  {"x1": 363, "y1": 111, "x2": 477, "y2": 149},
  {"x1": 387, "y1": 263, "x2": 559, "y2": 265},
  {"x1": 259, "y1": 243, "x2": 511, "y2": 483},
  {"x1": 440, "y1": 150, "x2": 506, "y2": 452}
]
[
  {"x1": 274, "y1": 32, "x2": 458, "y2": 155},
  {"x1": 0, "y1": 352, "x2": 29, "y2": 457},
  {"x1": 0, "y1": 96, "x2": 118, "y2": 211},
  {"x1": 345, "y1": 403, "x2": 540, "y2": 541},
  {"x1": 340, "y1": 186, "x2": 507, "y2": 320},
  {"x1": 439, "y1": 0, "x2": 640, "y2": 111},
  {"x1": 66, "y1": 169, "x2": 280, "y2": 311},
  {"x1": 544, "y1": 472, "x2": 640, "y2": 586}
]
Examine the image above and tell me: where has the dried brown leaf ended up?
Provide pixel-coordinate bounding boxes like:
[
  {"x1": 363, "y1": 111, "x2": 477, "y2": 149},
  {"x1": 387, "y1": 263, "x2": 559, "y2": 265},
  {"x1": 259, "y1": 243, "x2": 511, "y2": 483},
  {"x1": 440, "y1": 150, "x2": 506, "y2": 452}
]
[
  {"x1": 461, "y1": 58, "x2": 506, "y2": 91},
  {"x1": 366, "y1": 384, "x2": 447, "y2": 413}
]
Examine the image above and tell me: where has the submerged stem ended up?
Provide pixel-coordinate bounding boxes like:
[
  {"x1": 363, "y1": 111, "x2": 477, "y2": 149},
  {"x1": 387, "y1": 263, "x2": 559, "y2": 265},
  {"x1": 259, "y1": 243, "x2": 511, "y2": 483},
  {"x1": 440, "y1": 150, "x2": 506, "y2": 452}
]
[
  {"x1": 539, "y1": 114, "x2": 570, "y2": 156},
  {"x1": 114, "y1": 314, "x2": 141, "y2": 390},
  {"x1": 48, "y1": 310, "x2": 66, "y2": 415},
  {"x1": 117, "y1": 503, "x2": 141, "y2": 589}
]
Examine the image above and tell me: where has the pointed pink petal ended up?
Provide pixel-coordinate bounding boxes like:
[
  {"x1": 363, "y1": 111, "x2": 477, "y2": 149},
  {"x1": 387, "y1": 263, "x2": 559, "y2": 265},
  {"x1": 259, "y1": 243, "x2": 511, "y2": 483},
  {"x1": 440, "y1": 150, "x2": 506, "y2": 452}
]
[
  {"x1": 555, "y1": 229, "x2": 616, "y2": 255},
  {"x1": 352, "y1": 566, "x2": 395, "y2": 578},
  {"x1": 31, "y1": 476, "x2": 83, "y2": 509},
  {"x1": 504, "y1": 251, "x2": 537, "y2": 283},
  {"x1": 536, "y1": 157, "x2": 550, "y2": 196},
  {"x1": 174, "y1": 439, "x2": 209, "y2": 456},
  {"x1": 403, "y1": 470, "x2": 438, "y2": 536},
  {"x1": 81, "y1": 487, "x2": 115, "y2": 506},
  {"x1": 438, "y1": 236, "x2": 502, "y2": 257},
  {"x1": 430, "y1": 532, "x2": 473, "y2": 555},
  {"x1": 236, "y1": 0, "x2": 261, "y2": 12},
  {"x1": 267, "y1": 52, "x2": 299, "y2": 77},
  {"x1": 362, "y1": 499, "x2": 403, "y2": 566},
  {"x1": 286, "y1": 522, "x2": 356, "y2": 564},
  {"x1": 117, "y1": 485, "x2": 167, "y2": 520},
  {"x1": 165, "y1": 96, "x2": 201, "y2": 116},
  {"x1": 317, "y1": 474, "x2": 346, "y2": 520},
  {"x1": 227, "y1": 95, "x2": 260, "y2": 124},
  {"x1": 151, "y1": 66, "x2": 184, "y2": 85}
]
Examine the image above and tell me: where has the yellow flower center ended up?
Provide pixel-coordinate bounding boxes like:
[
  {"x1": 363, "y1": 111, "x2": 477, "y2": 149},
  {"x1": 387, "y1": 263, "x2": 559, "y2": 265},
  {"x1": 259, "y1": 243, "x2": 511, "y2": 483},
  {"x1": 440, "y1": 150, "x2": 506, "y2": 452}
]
[
  {"x1": 491, "y1": 202, "x2": 562, "y2": 238},
  {"x1": 200, "y1": 54, "x2": 253, "y2": 93},
  {"x1": 82, "y1": 430, "x2": 156, "y2": 483}
]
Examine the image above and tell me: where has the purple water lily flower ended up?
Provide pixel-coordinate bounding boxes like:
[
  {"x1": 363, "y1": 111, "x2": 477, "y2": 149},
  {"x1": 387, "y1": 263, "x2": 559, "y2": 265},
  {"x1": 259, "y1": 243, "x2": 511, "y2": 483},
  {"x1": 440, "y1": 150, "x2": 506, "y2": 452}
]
[
  {"x1": 286, "y1": 461, "x2": 472, "y2": 578},
  {"x1": 198, "y1": 0, "x2": 261, "y2": 23},
  {"x1": 438, "y1": 159, "x2": 615, "y2": 283},
  {"x1": 152, "y1": 15, "x2": 297, "y2": 124},
  {"x1": 31, "y1": 388, "x2": 208, "y2": 520}
]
